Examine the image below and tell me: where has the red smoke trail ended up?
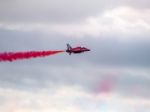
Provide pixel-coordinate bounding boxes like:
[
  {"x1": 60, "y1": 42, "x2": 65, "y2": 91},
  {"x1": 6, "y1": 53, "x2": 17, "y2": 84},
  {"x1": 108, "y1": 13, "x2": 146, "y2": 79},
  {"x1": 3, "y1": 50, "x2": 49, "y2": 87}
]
[
  {"x1": 96, "y1": 75, "x2": 117, "y2": 94},
  {"x1": 0, "y1": 50, "x2": 64, "y2": 62}
]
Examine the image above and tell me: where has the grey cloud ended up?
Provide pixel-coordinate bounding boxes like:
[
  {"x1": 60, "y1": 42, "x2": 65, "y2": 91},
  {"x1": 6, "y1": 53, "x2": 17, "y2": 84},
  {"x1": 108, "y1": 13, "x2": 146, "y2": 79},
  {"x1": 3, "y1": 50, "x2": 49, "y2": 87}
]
[
  {"x1": 0, "y1": 62, "x2": 150, "y2": 99},
  {"x1": 87, "y1": 37, "x2": 150, "y2": 67},
  {"x1": 0, "y1": 1, "x2": 150, "y2": 111},
  {"x1": 1, "y1": 29, "x2": 150, "y2": 99},
  {"x1": 0, "y1": 0, "x2": 150, "y2": 23},
  {"x1": 0, "y1": 29, "x2": 150, "y2": 67}
]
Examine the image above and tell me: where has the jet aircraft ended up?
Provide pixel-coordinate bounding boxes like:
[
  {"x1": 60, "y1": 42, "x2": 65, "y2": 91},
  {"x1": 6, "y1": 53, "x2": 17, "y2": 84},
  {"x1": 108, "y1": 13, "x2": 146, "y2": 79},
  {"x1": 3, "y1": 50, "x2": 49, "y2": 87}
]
[{"x1": 66, "y1": 44, "x2": 90, "y2": 55}]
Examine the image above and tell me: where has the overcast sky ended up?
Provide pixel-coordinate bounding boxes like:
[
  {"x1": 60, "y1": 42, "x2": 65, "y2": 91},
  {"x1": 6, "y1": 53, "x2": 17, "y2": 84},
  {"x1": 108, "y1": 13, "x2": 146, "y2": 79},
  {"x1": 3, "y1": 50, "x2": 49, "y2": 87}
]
[{"x1": 0, "y1": 0, "x2": 150, "y2": 112}]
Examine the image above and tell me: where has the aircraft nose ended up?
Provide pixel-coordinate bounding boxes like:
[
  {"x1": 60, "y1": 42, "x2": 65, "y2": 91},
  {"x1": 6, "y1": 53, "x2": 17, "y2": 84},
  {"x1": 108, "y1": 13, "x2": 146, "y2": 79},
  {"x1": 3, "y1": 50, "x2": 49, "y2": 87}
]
[{"x1": 87, "y1": 49, "x2": 90, "y2": 51}]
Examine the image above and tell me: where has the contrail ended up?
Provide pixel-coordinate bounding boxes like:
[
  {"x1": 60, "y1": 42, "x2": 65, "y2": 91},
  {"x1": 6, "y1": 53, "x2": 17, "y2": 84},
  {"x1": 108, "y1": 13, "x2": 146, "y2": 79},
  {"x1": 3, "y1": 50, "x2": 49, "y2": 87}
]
[{"x1": 0, "y1": 50, "x2": 64, "y2": 62}]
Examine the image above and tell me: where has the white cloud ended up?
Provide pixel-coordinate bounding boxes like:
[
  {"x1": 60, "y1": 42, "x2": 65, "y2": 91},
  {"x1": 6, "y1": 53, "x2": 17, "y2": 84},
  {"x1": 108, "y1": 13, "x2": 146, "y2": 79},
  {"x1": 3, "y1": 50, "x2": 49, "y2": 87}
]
[
  {"x1": 0, "y1": 6, "x2": 150, "y2": 38},
  {"x1": 0, "y1": 85, "x2": 150, "y2": 112}
]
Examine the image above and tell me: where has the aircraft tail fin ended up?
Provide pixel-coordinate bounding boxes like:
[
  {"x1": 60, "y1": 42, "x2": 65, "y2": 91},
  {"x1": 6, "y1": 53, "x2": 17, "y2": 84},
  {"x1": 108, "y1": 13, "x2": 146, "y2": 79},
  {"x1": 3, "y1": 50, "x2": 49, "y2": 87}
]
[
  {"x1": 66, "y1": 44, "x2": 72, "y2": 55},
  {"x1": 67, "y1": 44, "x2": 72, "y2": 50}
]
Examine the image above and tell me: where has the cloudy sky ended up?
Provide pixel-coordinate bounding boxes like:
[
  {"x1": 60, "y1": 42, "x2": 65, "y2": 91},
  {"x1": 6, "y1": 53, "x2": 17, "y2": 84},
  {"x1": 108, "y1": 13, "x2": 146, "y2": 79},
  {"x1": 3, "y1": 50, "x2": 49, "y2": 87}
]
[{"x1": 0, "y1": 0, "x2": 150, "y2": 112}]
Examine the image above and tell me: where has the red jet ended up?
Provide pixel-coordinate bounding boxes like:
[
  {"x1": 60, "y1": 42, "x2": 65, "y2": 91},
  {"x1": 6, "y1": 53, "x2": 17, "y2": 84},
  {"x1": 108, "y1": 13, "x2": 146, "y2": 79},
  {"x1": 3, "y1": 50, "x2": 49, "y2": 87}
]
[{"x1": 66, "y1": 44, "x2": 90, "y2": 55}]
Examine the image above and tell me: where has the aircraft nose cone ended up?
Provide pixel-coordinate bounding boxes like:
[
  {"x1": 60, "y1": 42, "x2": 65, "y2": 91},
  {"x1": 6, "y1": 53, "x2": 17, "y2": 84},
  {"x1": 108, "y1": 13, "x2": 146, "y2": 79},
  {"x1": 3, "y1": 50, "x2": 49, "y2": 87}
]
[{"x1": 87, "y1": 49, "x2": 90, "y2": 51}]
